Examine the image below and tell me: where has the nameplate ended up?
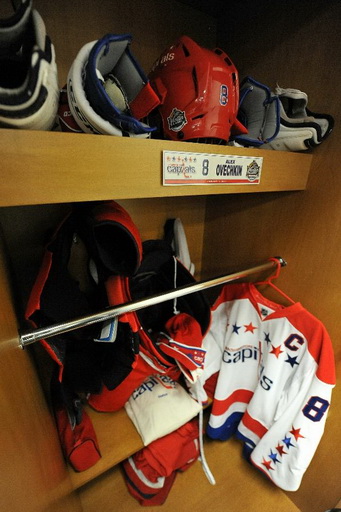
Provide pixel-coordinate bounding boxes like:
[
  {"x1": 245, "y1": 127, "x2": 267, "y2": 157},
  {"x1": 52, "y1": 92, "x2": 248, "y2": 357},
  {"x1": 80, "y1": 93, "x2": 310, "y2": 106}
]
[{"x1": 163, "y1": 150, "x2": 262, "y2": 185}]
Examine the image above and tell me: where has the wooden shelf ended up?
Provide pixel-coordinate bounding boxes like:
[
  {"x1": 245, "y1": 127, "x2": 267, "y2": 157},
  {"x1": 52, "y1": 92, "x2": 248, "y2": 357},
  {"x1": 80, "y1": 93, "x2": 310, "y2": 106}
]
[
  {"x1": 77, "y1": 436, "x2": 301, "y2": 512},
  {"x1": 0, "y1": 129, "x2": 312, "y2": 207}
]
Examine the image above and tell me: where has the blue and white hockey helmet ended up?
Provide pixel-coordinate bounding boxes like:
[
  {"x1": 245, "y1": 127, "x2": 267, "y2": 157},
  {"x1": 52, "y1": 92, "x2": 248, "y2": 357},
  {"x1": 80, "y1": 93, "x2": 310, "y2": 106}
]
[{"x1": 67, "y1": 34, "x2": 160, "y2": 137}]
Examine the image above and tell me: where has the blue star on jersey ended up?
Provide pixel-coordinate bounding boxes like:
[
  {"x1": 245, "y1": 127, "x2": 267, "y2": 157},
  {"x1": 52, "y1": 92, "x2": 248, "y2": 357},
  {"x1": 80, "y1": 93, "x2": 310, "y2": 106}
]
[
  {"x1": 268, "y1": 449, "x2": 281, "y2": 465},
  {"x1": 232, "y1": 323, "x2": 241, "y2": 334},
  {"x1": 264, "y1": 332, "x2": 271, "y2": 344},
  {"x1": 285, "y1": 354, "x2": 299, "y2": 367},
  {"x1": 282, "y1": 435, "x2": 295, "y2": 449}
]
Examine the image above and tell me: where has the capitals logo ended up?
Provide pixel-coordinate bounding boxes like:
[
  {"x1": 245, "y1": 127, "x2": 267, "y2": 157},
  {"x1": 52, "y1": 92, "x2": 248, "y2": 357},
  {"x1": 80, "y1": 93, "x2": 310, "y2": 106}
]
[
  {"x1": 132, "y1": 375, "x2": 176, "y2": 400},
  {"x1": 167, "y1": 107, "x2": 187, "y2": 132},
  {"x1": 246, "y1": 160, "x2": 260, "y2": 182}
]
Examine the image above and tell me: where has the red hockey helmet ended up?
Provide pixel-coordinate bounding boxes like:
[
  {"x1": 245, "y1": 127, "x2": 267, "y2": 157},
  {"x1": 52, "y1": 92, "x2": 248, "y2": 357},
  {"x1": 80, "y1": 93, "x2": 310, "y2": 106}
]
[{"x1": 148, "y1": 35, "x2": 242, "y2": 144}]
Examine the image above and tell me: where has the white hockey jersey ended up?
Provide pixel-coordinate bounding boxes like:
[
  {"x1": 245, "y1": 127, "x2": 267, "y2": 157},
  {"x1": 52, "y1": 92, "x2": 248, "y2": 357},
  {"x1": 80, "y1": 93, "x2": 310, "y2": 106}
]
[{"x1": 202, "y1": 282, "x2": 335, "y2": 491}]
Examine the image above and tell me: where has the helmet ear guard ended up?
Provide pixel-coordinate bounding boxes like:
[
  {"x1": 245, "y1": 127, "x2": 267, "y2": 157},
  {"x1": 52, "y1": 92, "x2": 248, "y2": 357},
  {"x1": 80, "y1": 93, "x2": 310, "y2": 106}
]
[{"x1": 148, "y1": 35, "x2": 243, "y2": 144}]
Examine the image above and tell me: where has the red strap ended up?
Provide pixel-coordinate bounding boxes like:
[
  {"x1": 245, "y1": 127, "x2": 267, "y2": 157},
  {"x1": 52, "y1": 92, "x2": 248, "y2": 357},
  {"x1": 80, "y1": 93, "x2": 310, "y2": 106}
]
[{"x1": 130, "y1": 82, "x2": 161, "y2": 120}]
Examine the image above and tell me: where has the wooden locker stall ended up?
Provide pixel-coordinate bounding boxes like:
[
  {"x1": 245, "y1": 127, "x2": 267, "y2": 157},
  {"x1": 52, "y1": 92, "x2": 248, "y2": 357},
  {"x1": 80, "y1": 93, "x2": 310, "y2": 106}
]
[{"x1": 0, "y1": 1, "x2": 339, "y2": 512}]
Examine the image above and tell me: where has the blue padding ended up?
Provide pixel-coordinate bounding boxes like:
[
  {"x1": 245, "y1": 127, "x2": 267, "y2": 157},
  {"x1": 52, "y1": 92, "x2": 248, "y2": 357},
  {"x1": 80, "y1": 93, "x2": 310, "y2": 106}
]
[
  {"x1": 235, "y1": 430, "x2": 256, "y2": 460},
  {"x1": 206, "y1": 411, "x2": 243, "y2": 440}
]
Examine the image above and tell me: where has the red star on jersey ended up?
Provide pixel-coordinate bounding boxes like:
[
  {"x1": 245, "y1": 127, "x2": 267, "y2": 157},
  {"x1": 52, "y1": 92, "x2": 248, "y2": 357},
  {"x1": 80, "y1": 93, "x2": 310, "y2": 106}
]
[
  {"x1": 261, "y1": 457, "x2": 273, "y2": 471},
  {"x1": 270, "y1": 344, "x2": 284, "y2": 358},
  {"x1": 244, "y1": 322, "x2": 257, "y2": 333},
  {"x1": 276, "y1": 443, "x2": 287, "y2": 456},
  {"x1": 290, "y1": 426, "x2": 305, "y2": 441}
]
